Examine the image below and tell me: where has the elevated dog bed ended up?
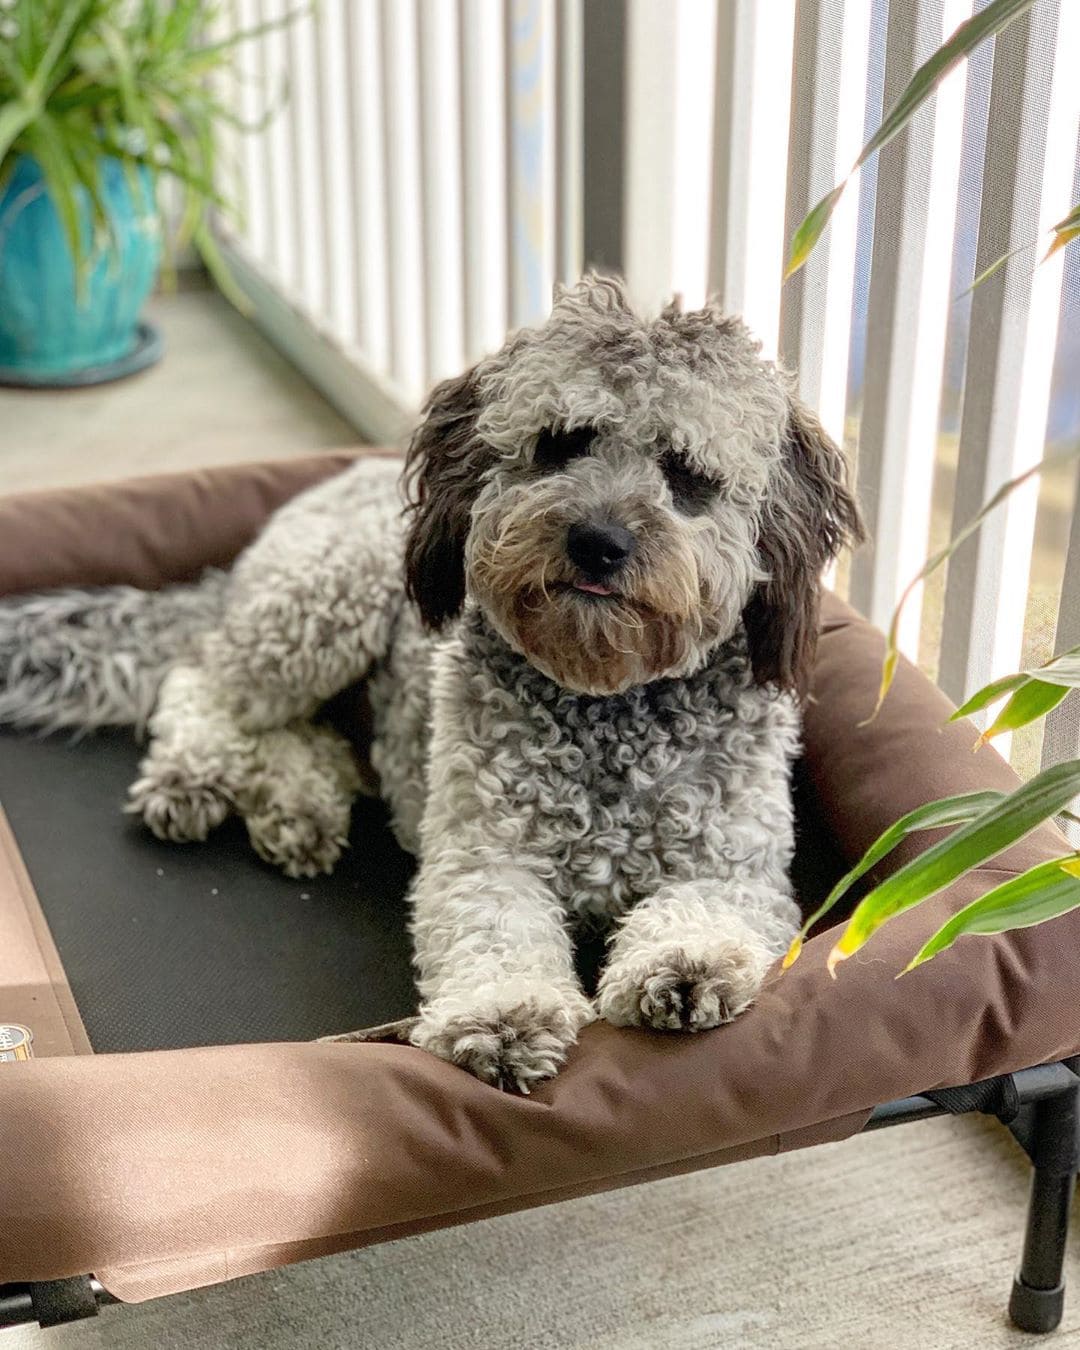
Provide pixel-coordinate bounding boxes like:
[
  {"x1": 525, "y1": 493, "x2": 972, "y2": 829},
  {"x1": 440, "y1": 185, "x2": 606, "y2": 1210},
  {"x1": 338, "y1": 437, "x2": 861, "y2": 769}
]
[{"x1": 1, "y1": 451, "x2": 1078, "y2": 1331}]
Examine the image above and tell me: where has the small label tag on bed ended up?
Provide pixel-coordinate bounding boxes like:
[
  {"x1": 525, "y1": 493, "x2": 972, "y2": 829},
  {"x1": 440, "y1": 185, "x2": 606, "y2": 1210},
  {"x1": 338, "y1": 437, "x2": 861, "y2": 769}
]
[{"x1": 0, "y1": 1024, "x2": 33, "y2": 1061}]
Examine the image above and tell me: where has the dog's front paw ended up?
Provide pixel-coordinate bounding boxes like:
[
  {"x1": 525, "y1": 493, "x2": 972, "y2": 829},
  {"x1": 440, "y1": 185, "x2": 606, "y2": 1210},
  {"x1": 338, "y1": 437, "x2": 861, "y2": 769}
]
[
  {"x1": 596, "y1": 939, "x2": 771, "y2": 1032},
  {"x1": 410, "y1": 982, "x2": 594, "y2": 1093},
  {"x1": 127, "y1": 769, "x2": 231, "y2": 842}
]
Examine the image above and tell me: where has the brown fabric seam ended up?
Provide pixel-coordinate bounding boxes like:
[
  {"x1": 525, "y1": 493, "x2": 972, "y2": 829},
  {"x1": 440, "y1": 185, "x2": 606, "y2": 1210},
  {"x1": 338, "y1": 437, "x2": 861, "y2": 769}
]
[{"x1": 0, "y1": 808, "x2": 93, "y2": 1057}]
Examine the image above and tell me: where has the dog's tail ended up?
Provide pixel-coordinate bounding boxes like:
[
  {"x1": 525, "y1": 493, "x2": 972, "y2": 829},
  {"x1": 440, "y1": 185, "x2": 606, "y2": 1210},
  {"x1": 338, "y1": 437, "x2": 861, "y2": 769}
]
[{"x1": 0, "y1": 571, "x2": 229, "y2": 734}]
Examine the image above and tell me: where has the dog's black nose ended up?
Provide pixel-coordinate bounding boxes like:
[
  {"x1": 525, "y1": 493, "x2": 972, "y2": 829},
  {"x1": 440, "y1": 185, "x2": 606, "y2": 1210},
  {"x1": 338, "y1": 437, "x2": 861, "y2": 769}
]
[{"x1": 566, "y1": 521, "x2": 636, "y2": 575}]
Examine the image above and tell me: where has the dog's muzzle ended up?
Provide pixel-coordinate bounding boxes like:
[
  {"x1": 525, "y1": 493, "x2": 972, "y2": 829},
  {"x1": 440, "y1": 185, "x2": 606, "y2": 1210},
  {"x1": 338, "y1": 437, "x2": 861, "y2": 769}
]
[{"x1": 565, "y1": 521, "x2": 635, "y2": 596}]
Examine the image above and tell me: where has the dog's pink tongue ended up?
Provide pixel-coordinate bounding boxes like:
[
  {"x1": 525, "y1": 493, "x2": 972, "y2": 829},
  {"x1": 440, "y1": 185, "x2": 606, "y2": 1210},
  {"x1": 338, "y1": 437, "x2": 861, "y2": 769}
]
[{"x1": 574, "y1": 580, "x2": 615, "y2": 596}]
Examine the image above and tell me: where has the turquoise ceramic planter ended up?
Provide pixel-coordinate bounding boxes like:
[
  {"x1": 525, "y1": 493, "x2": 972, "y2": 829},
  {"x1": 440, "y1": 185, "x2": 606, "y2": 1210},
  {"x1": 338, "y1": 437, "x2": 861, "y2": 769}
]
[{"x1": 0, "y1": 154, "x2": 163, "y2": 385}]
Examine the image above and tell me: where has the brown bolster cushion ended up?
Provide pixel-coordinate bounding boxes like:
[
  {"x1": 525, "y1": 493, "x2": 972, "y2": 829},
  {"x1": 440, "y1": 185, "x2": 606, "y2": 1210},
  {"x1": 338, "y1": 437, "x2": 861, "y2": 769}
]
[{"x1": 1, "y1": 456, "x2": 1077, "y2": 1302}]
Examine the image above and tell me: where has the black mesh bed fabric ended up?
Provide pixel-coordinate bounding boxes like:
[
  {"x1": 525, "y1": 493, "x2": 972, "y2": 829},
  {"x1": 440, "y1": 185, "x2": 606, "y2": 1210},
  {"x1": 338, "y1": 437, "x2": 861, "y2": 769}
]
[
  {"x1": 0, "y1": 729, "x2": 844, "y2": 1055},
  {"x1": 0, "y1": 728, "x2": 418, "y2": 1053}
]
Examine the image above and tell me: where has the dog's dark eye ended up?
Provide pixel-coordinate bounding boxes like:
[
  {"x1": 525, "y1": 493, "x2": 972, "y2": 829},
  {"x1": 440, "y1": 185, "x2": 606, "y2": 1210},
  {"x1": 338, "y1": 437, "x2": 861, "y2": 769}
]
[
  {"x1": 533, "y1": 425, "x2": 597, "y2": 471},
  {"x1": 659, "y1": 450, "x2": 718, "y2": 514}
]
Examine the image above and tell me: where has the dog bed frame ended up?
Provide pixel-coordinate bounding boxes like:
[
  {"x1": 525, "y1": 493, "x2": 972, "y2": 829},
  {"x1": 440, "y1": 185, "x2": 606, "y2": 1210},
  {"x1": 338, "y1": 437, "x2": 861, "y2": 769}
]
[{"x1": 1, "y1": 450, "x2": 1078, "y2": 1334}]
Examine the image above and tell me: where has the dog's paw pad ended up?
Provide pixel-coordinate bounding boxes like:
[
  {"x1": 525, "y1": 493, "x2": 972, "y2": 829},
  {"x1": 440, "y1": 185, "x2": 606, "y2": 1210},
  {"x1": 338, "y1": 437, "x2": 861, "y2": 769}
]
[
  {"x1": 411, "y1": 993, "x2": 589, "y2": 1093},
  {"x1": 597, "y1": 945, "x2": 767, "y2": 1032},
  {"x1": 127, "y1": 774, "x2": 231, "y2": 843}
]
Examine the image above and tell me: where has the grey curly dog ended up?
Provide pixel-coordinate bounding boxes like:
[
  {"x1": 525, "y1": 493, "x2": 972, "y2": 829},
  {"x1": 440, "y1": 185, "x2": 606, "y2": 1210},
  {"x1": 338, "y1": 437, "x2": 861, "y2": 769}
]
[{"x1": 0, "y1": 275, "x2": 863, "y2": 1091}]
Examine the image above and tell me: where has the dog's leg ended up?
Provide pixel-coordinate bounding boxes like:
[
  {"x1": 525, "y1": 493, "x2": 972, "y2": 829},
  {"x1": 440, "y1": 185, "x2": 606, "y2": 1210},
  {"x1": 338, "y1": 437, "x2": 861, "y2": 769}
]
[
  {"x1": 127, "y1": 662, "x2": 252, "y2": 842},
  {"x1": 128, "y1": 666, "x2": 362, "y2": 875},
  {"x1": 595, "y1": 879, "x2": 800, "y2": 1031},
  {"x1": 203, "y1": 459, "x2": 405, "y2": 733},
  {"x1": 237, "y1": 721, "x2": 363, "y2": 878},
  {"x1": 409, "y1": 863, "x2": 594, "y2": 1093}
]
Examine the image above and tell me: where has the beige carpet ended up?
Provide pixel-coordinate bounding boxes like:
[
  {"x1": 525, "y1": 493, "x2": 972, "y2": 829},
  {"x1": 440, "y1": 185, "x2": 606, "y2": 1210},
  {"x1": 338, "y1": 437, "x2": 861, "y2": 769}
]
[
  {"x1": 8, "y1": 1113, "x2": 1080, "y2": 1349},
  {"x1": 0, "y1": 279, "x2": 358, "y2": 495}
]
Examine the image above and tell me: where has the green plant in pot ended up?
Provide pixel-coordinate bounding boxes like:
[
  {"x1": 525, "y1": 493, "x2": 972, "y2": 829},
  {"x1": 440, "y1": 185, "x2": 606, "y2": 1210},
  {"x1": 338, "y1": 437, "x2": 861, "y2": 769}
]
[{"x1": 0, "y1": 0, "x2": 291, "y2": 387}]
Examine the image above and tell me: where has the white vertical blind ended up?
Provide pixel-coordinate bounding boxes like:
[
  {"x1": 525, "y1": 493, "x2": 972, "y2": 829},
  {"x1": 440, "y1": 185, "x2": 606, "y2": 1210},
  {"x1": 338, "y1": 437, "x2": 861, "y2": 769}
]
[
  {"x1": 815, "y1": 0, "x2": 873, "y2": 448},
  {"x1": 938, "y1": 0, "x2": 1078, "y2": 708},
  {"x1": 506, "y1": 0, "x2": 558, "y2": 329},
  {"x1": 625, "y1": 0, "x2": 719, "y2": 312},
  {"x1": 460, "y1": 0, "x2": 509, "y2": 358},
  {"x1": 780, "y1": 0, "x2": 872, "y2": 443},
  {"x1": 623, "y1": 0, "x2": 679, "y2": 311},
  {"x1": 1044, "y1": 460, "x2": 1080, "y2": 838},
  {"x1": 418, "y1": 1, "x2": 466, "y2": 384},
  {"x1": 706, "y1": 0, "x2": 796, "y2": 357},
  {"x1": 848, "y1": 0, "x2": 972, "y2": 651},
  {"x1": 347, "y1": 0, "x2": 391, "y2": 372},
  {"x1": 260, "y1": 0, "x2": 297, "y2": 291},
  {"x1": 314, "y1": 0, "x2": 358, "y2": 343},
  {"x1": 380, "y1": 0, "x2": 427, "y2": 398},
  {"x1": 233, "y1": 0, "x2": 270, "y2": 262},
  {"x1": 556, "y1": 0, "x2": 584, "y2": 287},
  {"x1": 286, "y1": 4, "x2": 325, "y2": 315}
]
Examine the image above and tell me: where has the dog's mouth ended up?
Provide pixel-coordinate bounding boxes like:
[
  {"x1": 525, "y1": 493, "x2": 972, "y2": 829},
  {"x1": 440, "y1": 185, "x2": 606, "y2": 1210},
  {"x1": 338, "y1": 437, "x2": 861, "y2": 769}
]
[{"x1": 570, "y1": 579, "x2": 617, "y2": 598}]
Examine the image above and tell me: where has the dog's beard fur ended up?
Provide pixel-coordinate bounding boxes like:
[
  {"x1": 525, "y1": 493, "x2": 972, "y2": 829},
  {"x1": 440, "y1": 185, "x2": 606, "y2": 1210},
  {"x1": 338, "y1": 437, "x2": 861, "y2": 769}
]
[{"x1": 466, "y1": 475, "x2": 749, "y2": 695}]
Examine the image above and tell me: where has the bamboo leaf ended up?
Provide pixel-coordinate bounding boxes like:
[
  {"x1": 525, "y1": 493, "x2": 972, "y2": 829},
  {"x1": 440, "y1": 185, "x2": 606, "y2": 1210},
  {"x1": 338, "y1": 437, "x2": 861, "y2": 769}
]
[
  {"x1": 949, "y1": 671, "x2": 1033, "y2": 722},
  {"x1": 784, "y1": 185, "x2": 846, "y2": 280},
  {"x1": 948, "y1": 646, "x2": 1080, "y2": 729},
  {"x1": 786, "y1": 0, "x2": 1035, "y2": 277},
  {"x1": 826, "y1": 759, "x2": 1080, "y2": 975},
  {"x1": 870, "y1": 443, "x2": 1080, "y2": 717},
  {"x1": 1025, "y1": 650, "x2": 1080, "y2": 687},
  {"x1": 854, "y1": 0, "x2": 1035, "y2": 174},
  {"x1": 1046, "y1": 203, "x2": 1080, "y2": 261},
  {"x1": 977, "y1": 679, "x2": 1071, "y2": 744},
  {"x1": 955, "y1": 243, "x2": 1030, "y2": 299},
  {"x1": 782, "y1": 789, "x2": 1004, "y2": 968},
  {"x1": 903, "y1": 856, "x2": 1080, "y2": 971}
]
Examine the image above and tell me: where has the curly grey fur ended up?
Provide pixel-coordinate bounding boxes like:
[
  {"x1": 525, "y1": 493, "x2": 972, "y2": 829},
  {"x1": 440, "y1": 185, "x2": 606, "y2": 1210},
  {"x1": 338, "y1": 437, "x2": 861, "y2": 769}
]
[
  {"x1": 0, "y1": 275, "x2": 862, "y2": 1091},
  {"x1": 0, "y1": 572, "x2": 227, "y2": 734}
]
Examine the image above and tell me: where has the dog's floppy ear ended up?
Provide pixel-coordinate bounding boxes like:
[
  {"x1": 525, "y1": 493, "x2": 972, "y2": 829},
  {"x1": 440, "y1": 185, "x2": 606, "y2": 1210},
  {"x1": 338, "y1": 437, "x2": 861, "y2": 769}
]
[
  {"x1": 743, "y1": 397, "x2": 864, "y2": 696},
  {"x1": 403, "y1": 366, "x2": 492, "y2": 629}
]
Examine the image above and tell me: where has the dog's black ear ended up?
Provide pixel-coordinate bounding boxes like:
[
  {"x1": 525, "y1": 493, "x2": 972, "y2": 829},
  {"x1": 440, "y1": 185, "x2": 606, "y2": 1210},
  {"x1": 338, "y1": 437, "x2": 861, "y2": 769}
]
[
  {"x1": 743, "y1": 397, "x2": 864, "y2": 697},
  {"x1": 403, "y1": 366, "x2": 492, "y2": 629}
]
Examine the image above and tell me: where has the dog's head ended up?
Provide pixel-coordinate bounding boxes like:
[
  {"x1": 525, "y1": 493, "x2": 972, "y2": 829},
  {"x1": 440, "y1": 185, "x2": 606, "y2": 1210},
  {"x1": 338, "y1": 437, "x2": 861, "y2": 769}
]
[{"x1": 404, "y1": 275, "x2": 863, "y2": 697}]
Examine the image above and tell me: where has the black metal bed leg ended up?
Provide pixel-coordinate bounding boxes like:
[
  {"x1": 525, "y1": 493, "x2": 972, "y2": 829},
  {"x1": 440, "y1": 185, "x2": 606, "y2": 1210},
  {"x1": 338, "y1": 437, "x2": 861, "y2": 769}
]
[{"x1": 1009, "y1": 1080, "x2": 1080, "y2": 1334}]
